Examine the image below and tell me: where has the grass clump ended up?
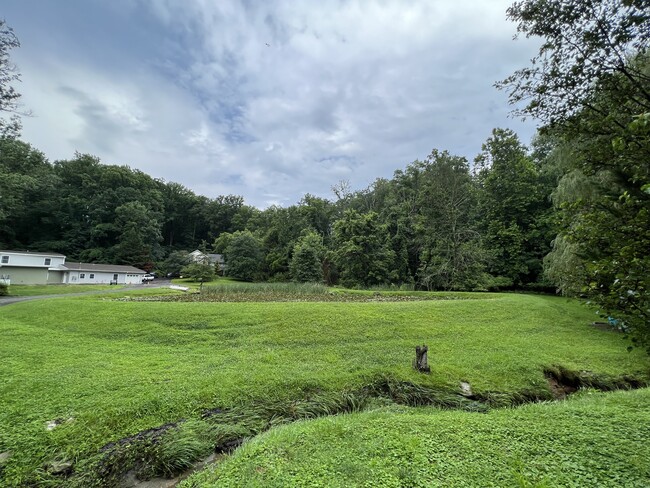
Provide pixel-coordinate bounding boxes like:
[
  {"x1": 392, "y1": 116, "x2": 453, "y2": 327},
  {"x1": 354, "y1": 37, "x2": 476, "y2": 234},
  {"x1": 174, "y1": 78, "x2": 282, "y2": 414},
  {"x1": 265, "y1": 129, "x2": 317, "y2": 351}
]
[
  {"x1": 201, "y1": 281, "x2": 330, "y2": 299},
  {"x1": 181, "y1": 388, "x2": 650, "y2": 488}
]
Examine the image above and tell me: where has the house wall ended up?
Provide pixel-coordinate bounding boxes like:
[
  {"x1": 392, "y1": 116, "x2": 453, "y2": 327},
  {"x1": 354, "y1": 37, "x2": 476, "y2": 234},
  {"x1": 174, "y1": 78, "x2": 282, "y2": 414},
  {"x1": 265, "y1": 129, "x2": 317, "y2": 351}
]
[
  {"x1": 65, "y1": 271, "x2": 144, "y2": 284},
  {"x1": 0, "y1": 267, "x2": 49, "y2": 285},
  {"x1": 47, "y1": 271, "x2": 65, "y2": 284},
  {"x1": 0, "y1": 252, "x2": 65, "y2": 268}
]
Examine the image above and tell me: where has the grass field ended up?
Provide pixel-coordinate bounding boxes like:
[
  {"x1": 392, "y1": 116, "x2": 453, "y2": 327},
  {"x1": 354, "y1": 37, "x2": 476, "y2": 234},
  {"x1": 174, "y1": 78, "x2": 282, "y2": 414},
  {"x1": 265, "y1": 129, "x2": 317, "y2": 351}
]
[
  {"x1": 183, "y1": 388, "x2": 650, "y2": 487},
  {"x1": 0, "y1": 291, "x2": 648, "y2": 486},
  {"x1": 5, "y1": 284, "x2": 119, "y2": 296}
]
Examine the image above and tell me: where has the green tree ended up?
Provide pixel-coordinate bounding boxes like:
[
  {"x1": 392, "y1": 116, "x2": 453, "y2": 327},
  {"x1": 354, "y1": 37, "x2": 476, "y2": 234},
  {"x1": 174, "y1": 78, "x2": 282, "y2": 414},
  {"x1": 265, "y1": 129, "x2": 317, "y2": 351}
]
[
  {"x1": 416, "y1": 150, "x2": 485, "y2": 290},
  {"x1": 0, "y1": 138, "x2": 56, "y2": 248},
  {"x1": 159, "y1": 250, "x2": 190, "y2": 277},
  {"x1": 498, "y1": 0, "x2": 650, "y2": 125},
  {"x1": 113, "y1": 201, "x2": 163, "y2": 269},
  {"x1": 475, "y1": 128, "x2": 550, "y2": 287},
  {"x1": 224, "y1": 231, "x2": 263, "y2": 282},
  {"x1": 332, "y1": 210, "x2": 395, "y2": 288},
  {"x1": 181, "y1": 262, "x2": 215, "y2": 284},
  {"x1": 0, "y1": 19, "x2": 23, "y2": 137},
  {"x1": 290, "y1": 231, "x2": 325, "y2": 283},
  {"x1": 501, "y1": 0, "x2": 650, "y2": 348}
]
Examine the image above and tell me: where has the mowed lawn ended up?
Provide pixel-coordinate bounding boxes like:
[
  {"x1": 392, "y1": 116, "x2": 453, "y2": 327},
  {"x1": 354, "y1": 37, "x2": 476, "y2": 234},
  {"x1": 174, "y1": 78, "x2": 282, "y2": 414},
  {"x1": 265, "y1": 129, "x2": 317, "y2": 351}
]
[
  {"x1": 184, "y1": 388, "x2": 650, "y2": 487},
  {"x1": 0, "y1": 293, "x2": 648, "y2": 485}
]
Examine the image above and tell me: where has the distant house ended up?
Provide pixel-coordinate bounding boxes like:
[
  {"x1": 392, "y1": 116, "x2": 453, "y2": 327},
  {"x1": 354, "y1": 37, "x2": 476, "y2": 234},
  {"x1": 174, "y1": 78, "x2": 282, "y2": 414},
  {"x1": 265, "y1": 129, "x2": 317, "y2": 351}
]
[
  {"x1": 0, "y1": 250, "x2": 146, "y2": 285},
  {"x1": 188, "y1": 250, "x2": 226, "y2": 274}
]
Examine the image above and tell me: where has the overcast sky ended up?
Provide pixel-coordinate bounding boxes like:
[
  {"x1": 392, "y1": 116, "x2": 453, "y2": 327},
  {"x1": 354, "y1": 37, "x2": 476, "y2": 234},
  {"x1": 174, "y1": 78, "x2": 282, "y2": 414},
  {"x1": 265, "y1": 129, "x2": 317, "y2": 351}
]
[{"x1": 4, "y1": 0, "x2": 540, "y2": 208}]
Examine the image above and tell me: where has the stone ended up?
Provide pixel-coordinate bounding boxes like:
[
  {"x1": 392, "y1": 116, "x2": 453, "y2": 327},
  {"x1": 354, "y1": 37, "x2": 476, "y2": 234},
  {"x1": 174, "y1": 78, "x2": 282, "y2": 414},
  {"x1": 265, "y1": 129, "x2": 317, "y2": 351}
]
[
  {"x1": 0, "y1": 451, "x2": 11, "y2": 466},
  {"x1": 460, "y1": 381, "x2": 473, "y2": 397},
  {"x1": 45, "y1": 460, "x2": 73, "y2": 476}
]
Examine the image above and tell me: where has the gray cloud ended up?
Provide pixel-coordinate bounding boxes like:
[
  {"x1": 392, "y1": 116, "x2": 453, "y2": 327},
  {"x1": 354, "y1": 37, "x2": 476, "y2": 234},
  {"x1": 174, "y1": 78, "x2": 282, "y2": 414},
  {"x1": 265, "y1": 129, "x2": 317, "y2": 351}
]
[{"x1": 9, "y1": 0, "x2": 540, "y2": 208}]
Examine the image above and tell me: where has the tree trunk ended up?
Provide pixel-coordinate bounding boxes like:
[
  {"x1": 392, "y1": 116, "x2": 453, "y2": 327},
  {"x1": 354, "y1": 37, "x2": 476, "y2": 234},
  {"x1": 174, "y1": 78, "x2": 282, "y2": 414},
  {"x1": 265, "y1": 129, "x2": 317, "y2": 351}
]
[{"x1": 414, "y1": 345, "x2": 430, "y2": 373}]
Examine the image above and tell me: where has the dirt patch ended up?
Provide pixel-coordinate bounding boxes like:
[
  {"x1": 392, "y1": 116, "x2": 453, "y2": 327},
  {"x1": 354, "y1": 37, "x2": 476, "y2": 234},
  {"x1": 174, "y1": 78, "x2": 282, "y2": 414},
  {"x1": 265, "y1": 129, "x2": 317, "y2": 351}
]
[{"x1": 546, "y1": 375, "x2": 578, "y2": 399}]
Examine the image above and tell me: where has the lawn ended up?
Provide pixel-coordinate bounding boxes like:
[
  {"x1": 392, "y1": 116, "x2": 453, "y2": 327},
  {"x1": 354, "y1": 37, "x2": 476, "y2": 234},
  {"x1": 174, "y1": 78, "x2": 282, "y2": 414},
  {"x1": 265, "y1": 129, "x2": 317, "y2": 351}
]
[
  {"x1": 0, "y1": 292, "x2": 648, "y2": 486},
  {"x1": 183, "y1": 388, "x2": 650, "y2": 487},
  {"x1": 5, "y1": 284, "x2": 119, "y2": 296}
]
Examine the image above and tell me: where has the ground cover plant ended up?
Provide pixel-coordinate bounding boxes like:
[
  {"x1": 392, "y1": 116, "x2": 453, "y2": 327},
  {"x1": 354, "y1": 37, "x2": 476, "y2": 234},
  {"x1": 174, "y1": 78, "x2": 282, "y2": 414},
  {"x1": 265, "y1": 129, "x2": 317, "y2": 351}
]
[
  {"x1": 0, "y1": 292, "x2": 648, "y2": 486},
  {"x1": 182, "y1": 388, "x2": 650, "y2": 487}
]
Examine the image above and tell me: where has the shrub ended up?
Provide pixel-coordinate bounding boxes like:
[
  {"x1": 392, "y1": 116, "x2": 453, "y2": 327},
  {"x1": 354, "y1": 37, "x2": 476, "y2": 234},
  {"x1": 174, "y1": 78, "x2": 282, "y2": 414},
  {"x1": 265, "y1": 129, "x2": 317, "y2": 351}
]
[{"x1": 0, "y1": 282, "x2": 8, "y2": 296}]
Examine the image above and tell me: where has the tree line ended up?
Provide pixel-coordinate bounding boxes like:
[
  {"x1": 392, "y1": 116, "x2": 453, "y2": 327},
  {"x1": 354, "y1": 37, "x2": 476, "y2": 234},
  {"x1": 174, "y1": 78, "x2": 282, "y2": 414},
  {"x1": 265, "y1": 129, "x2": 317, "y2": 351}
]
[
  {"x1": 0, "y1": 129, "x2": 556, "y2": 292},
  {"x1": 0, "y1": 0, "x2": 648, "y2": 349}
]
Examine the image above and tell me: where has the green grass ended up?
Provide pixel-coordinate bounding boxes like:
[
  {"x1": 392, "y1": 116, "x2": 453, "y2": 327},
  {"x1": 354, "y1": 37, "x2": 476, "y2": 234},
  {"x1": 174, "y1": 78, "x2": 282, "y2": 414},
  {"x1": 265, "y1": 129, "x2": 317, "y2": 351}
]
[
  {"x1": 182, "y1": 388, "x2": 650, "y2": 487},
  {"x1": 6, "y1": 284, "x2": 119, "y2": 296},
  {"x1": 0, "y1": 293, "x2": 648, "y2": 486}
]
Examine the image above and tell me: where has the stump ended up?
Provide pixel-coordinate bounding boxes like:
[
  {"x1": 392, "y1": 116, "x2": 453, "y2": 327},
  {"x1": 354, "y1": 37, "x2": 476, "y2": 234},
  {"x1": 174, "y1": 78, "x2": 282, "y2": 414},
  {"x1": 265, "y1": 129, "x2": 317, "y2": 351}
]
[{"x1": 414, "y1": 345, "x2": 430, "y2": 373}]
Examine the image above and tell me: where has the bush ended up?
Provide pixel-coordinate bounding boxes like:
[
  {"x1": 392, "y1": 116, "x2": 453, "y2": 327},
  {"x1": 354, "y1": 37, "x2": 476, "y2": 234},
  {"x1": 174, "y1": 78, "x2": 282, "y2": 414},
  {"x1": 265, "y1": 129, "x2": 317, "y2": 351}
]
[{"x1": 0, "y1": 282, "x2": 8, "y2": 296}]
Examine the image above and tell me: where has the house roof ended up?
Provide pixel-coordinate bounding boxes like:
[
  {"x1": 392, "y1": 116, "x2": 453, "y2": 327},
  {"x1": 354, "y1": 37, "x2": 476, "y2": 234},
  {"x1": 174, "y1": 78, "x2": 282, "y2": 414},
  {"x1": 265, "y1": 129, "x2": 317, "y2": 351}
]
[
  {"x1": 61, "y1": 263, "x2": 146, "y2": 274},
  {"x1": 0, "y1": 249, "x2": 66, "y2": 257},
  {"x1": 189, "y1": 250, "x2": 224, "y2": 263}
]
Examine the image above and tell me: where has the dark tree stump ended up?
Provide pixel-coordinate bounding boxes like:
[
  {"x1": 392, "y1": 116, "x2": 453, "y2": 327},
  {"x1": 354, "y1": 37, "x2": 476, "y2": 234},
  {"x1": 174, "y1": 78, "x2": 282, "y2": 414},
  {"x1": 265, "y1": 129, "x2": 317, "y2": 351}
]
[{"x1": 414, "y1": 345, "x2": 430, "y2": 373}]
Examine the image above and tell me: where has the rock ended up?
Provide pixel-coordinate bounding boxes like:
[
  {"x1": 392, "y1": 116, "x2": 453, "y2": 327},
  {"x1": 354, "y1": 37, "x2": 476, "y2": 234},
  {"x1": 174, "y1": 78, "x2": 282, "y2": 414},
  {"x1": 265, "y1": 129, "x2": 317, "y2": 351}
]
[
  {"x1": 45, "y1": 417, "x2": 74, "y2": 431},
  {"x1": 45, "y1": 460, "x2": 73, "y2": 476},
  {"x1": 0, "y1": 451, "x2": 11, "y2": 466},
  {"x1": 460, "y1": 381, "x2": 473, "y2": 397}
]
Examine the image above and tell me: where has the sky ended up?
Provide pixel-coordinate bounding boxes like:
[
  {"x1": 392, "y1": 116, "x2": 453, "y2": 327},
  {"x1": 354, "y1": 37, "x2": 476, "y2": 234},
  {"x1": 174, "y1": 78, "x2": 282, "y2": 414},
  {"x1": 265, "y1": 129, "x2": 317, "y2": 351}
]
[{"x1": 3, "y1": 0, "x2": 541, "y2": 208}]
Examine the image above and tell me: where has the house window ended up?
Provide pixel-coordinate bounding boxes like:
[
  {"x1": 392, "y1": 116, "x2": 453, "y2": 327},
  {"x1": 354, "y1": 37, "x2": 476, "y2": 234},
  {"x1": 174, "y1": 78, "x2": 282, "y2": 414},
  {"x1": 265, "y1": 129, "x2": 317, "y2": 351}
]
[
  {"x1": 89, "y1": 274, "x2": 95, "y2": 279},
  {"x1": 1, "y1": 256, "x2": 8, "y2": 264},
  {"x1": 44, "y1": 258, "x2": 51, "y2": 265},
  {"x1": 80, "y1": 273, "x2": 85, "y2": 279}
]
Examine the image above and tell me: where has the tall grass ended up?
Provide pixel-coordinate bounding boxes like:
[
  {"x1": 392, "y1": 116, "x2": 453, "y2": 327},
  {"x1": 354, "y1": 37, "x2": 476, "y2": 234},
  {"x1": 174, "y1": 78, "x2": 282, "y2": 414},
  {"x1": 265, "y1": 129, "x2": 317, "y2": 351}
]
[{"x1": 201, "y1": 282, "x2": 330, "y2": 298}]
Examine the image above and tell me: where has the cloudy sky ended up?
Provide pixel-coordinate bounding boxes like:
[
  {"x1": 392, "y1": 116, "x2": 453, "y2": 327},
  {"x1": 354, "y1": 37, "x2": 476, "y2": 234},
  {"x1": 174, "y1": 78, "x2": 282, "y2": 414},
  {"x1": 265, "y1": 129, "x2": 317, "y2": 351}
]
[{"x1": 4, "y1": 0, "x2": 540, "y2": 208}]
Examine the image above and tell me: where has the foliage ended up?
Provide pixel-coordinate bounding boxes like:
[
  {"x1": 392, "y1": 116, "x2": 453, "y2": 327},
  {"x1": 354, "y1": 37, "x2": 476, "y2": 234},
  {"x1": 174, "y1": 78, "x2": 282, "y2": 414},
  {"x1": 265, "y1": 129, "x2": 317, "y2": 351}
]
[
  {"x1": 223, "y1": 231, "x2": 263, "y2": 282},
  {"x1": 501, "y1": 0, "x2": 650, "y2": 349},
  {"x1": 0, "y1": 20, "x2": 22, "y2": 138},
  {"x1": 159, "y1": 250, "x2": 191, "y2": 277},
  {"x1": 0, "y1": 282, "x2": 7, "y2": 296},
  {"x1": 415, "y1": 150, "x2": 485, "y2": 290},
  {"x1": 332, "y1": 210, "x2": 396, "y2": 288},
  {"x1": 497, "y1": 0, "x2": 650, "y2": 124},
  {"x1": 184, "y1": 388, "x2": 650, "y2": 487},
  {"x1": 290, "y1": 231, "x2": 325, "y2": 283},
  {"x1": 0, "y1": 293, "x2": 647, "y2": 485},
  {"x1": 181, "y1": 262, "x2": 215, "y2": 283},
  {"x1": 475, "y1": 128, "x2": 552, "y2": 286}
]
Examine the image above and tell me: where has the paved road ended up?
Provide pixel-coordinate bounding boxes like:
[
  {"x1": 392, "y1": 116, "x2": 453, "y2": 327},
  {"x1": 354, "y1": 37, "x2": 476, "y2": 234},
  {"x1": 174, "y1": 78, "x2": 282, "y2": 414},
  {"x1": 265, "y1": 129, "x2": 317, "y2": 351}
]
[{"x1": 0, "y1": 280, "x2": 173, "y2": 307}]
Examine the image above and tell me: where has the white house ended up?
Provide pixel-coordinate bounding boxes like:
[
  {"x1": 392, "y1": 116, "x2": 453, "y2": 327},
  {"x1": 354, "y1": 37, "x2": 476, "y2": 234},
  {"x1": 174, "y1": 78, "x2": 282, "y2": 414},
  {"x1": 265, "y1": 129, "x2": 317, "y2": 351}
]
[
  {"x1": 57, "y1": 262, "x2": 146, "y2": 285},
  {"x1": 0, "y1": 250, "x2": 66, "y2": 285},
  {"x1": 189, "y1": 249, "x2": 226, "y2": 273},
  {"x1": 0, "y1": 250, "x2": 146, "y2": 285}
]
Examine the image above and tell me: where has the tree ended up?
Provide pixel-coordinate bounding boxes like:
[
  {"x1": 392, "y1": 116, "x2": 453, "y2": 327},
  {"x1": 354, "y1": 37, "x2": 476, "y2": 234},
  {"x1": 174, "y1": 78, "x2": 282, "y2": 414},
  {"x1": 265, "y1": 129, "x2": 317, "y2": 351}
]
[
  {"x1": 332, "y1": 210, "x2": 395, "y2": 288},
  {"x1": 181, "y1": 262, "x2": 215, "y2": 284},
  {"x1": 415, "y1": 150, "x2": 485, "y2": 291},
  {"x1": 0, "y1": 19, "x2": 22, "y2": 137},
  {"x1": 290, "y1": 231, "x2": 325, "y2": 283},
  {"x1": 113, "y1": 201, "x2": 163, "y2": 269},
  {"x1": 475, "y1": 128, "x2": 550, "y2": 287},
  {"x1": 224, "y1": 231, "x2": 263, "y2": 282},
  {"x1": 497, "y1": 0, "x2": 650, "y2": 125},
  {"x1": 159, "y1": 250, "x2": 190, "y2": 277},
  {"x1": 501, "y1": 0, "x2": 650, "y2": 349}
]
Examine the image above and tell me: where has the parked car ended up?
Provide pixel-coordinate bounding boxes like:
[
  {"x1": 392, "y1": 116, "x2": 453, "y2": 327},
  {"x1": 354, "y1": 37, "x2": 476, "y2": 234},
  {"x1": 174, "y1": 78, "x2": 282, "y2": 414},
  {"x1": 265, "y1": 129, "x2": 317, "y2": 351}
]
[{"x1": 142, "y1": 274, "x2": 155, "y2": 282}]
